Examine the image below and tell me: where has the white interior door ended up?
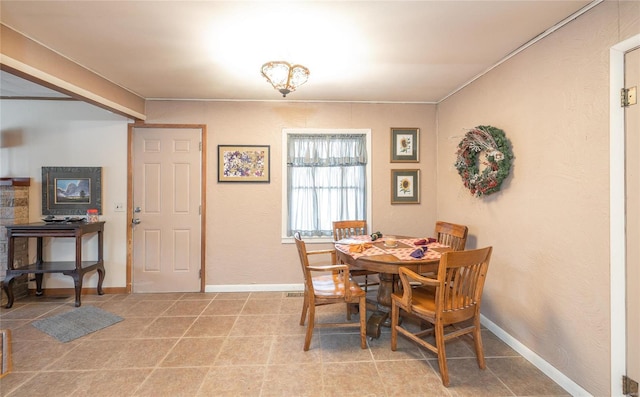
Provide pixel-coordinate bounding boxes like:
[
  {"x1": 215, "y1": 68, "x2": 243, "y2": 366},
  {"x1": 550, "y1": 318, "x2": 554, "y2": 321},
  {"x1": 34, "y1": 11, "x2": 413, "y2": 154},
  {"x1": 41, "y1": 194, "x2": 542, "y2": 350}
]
[
  {"x1": 132, "y1": 127, "x2": 202, "y2": 293},
  {"x1": 625, "y1": 47, "x2": 639, "y2": 394}
]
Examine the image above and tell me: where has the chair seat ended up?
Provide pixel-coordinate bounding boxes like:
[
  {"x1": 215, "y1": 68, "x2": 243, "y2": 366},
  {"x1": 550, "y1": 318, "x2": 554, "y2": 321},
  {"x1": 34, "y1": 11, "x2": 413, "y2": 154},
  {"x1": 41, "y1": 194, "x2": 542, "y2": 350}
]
[{"x1": 312, "y1": 275, "x2": 365, "y2": 299}]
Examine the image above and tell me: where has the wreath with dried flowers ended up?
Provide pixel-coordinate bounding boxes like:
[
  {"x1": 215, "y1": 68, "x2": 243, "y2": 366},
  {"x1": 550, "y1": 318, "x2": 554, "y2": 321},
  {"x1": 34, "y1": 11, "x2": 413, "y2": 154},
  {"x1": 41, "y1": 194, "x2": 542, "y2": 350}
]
[{"x1": 455, "y1": 125, "x2": 513, "y2": 197}]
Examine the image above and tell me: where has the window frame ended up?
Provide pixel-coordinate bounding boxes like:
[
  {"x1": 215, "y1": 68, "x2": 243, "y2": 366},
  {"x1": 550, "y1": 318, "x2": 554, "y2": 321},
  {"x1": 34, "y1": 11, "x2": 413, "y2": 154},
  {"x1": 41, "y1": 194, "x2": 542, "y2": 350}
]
[{"x1": 281, "y1": 128, "x2": 373, "y2": 244}]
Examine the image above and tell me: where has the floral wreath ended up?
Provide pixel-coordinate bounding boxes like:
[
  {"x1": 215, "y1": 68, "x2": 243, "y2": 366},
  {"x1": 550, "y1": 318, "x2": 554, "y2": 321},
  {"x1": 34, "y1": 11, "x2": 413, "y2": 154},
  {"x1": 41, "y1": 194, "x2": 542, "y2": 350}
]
[{"x1": 455, "y1": 125, "x2": 513, "y2": 197}]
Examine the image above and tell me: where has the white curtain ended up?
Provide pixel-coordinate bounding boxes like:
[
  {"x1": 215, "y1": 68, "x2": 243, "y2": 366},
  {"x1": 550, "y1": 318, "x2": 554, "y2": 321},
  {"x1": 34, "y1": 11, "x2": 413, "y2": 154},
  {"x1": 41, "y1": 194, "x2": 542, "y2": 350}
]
[{"x1": 287, "y1": 134, "x2": 367, "y2": 237}]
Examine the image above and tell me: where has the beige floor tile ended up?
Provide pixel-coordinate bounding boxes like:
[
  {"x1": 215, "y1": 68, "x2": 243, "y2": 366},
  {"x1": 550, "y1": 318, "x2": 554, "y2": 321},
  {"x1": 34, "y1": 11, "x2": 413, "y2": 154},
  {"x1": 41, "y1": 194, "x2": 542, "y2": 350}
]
[
  {"x1": 215, "y1": 336, "x2": 273, "y2": 366},
  {"x1": 179, "y1": 292, "x2": 218, "y2": 300},
  {"x1": 161, "y1": 300, "x2": 211, "y2": 316},
  {"x1": 201, "y1": 299, "x2": 246, "y2": 315},
  {"x1": 249, "y1": 291, "x2": 284, "y2": 300},
  {"x1": 368, "y1": 331, "x2": 426, "y2": 361},
  {"x1": 442, "y1": 358, "x2": 513, "y2": 396},
  {"x1": 1, "y1": 320, "x2": 51, "y2": 342},
  {"x1": 121, "y1": 300, "x2": 174, "y2": 317},
  {"x1": 184, "y1": 315, "x2": 237, "y2": 337},
  {"x1": 11, "y1": 339, "x2": 81, "y2": 371},
  {"x1": 85, "y1": 316, "x2": 155, "y2": 340},
  {"x1": 214, "y1": 292, "x2": 250, "y2": 300},
  {"x1": 0, "y1": 371, "x2": 36, "y2": 396},
  {"x1": 319, "y1": 332, "x2": 372, "y2": 362},
  {"x1": 133, "y1": 367, "x2": 208, "y2": 396},
  {"x1": 2, "y1": 291, "x2": 568, "y2": 397},
  {"x1": 103, "y1": 338, "x2": 178, "y2": 369},
  {"x1": 279, "y1": 296, "x2": 304, "y2": 314},
  {"x1": 0, "y1": 303, "x2": 61, "y2": 320},
  {"x1": 480, "y1": 329, "x2": 520, "y2": 357},
  {"x1": 322, "y1": 361, "x2": 386, "y2": 396},
  {"x1": 486, "y1": 357, "x2": 570, "y2": 396},
  {"x1": 241, "y1": 299, "x2": 283, "y2": 315},
  {"x1": 272, "y1": 313, "x2": 307, "y2": 335},
  {"x1": 268, "y1": 334, "x2": 322, "y2": 364},
  {"x1": 197, "y1": 365, "x2": 266, "y2": 396},
  {"x1": 375, "y1": 360, "x2": 451, "y2": 396},
  {"x1": 229, "y1": 314, "x2": 282, "y2": 336},
  {"x1": 160, "y1": 337, "x2": 224, "y2": 367},
  {"x1": 3, "y1": 370, "x2": 95, "y2": 396},
  {"x1": 46, "y1": 339, "x2": 125, "y2": 370},
  {"x1": 261, "y1": 363, "x2": 324, "y2": 397},
  {"x1": 139, "y1": 316, "x2": 197, "y2": 338},
  {"x1": 71, "y1": 368, "x2": 152, "y2": 397}
]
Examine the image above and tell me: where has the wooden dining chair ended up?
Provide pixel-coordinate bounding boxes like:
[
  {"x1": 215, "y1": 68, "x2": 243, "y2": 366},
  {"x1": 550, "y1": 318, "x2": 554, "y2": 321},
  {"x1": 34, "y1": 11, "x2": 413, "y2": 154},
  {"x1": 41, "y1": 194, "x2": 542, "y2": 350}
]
[
  {"x1": 294, "y1": 232, "x2": 367, "y2": 351},
  {"x1": 390, "y1": 246, "x2": 493, "y2": 386},
  {"x1": 435, "y1": 221, "x2": 468, "y2": 251},
  {"x1": 332, "y1": 220, "x2": 379, "y2": 292}
]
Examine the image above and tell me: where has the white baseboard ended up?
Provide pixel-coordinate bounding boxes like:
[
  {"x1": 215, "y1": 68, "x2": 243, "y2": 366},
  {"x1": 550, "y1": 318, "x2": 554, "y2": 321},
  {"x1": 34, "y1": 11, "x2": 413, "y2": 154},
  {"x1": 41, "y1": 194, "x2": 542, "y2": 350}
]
[
  {"x1": 480, "y1": 314, "x2": 591, "y2": 397},
  {"x1": 205, "y1": 284, "x2": 304, "y2": 293}
]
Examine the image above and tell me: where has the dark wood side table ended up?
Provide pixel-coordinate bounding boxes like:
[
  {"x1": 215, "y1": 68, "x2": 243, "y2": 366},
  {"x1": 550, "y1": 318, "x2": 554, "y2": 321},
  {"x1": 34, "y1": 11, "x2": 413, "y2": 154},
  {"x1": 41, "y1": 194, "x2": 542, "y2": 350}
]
[{"x1": 2, "y1": 221, "x2": 105, "y2": 308}]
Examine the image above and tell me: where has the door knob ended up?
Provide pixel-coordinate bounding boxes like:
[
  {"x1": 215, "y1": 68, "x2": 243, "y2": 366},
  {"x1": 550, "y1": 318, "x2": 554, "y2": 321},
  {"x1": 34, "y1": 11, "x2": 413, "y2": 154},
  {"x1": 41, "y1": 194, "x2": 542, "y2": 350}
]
[{"x1": 132, "y1": 218, "x2": 141, "y2": 225}]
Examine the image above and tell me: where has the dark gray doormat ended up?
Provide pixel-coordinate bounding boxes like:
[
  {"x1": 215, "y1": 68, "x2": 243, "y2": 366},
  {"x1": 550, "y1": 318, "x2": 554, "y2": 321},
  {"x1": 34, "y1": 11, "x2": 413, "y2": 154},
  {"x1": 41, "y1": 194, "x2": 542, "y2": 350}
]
[{"x1": 32, "y1": 305, "x2": 123, "y2": 343}]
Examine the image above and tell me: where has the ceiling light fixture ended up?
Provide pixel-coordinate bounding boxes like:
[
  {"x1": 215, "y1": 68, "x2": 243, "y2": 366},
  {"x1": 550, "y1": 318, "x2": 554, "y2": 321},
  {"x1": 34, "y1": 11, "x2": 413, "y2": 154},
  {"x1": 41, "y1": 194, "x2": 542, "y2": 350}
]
[{"x1": 261, "y1": 61, "x2": 309, "y2": 97}]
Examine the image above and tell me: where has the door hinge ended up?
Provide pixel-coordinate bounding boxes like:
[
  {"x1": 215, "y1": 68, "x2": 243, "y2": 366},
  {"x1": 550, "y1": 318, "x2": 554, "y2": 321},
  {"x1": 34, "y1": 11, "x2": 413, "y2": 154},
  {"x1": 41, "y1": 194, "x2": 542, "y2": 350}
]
[
  {"x1": 199, "y1": 141, "x2": 202, "y2": 151},
  {"x1": 199, "y1": 269, "x2": 202, "y2": 279},
  {"x1": 621, "y1": 86, "x2": 637, "y2": 107},
  {"x1": 623, "y1": 375, "x2": 639, "y2": 396}
]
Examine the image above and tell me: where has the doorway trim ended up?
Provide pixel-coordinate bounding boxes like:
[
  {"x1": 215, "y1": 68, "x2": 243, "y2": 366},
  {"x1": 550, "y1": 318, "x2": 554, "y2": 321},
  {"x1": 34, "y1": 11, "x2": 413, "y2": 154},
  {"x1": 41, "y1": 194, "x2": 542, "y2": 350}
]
[
  {"x1": 127, "y1": 123, "x2": 207, "y2": 293},
  {"x1": 610, "y1": 34, "x2": 640, "y2": 397}
]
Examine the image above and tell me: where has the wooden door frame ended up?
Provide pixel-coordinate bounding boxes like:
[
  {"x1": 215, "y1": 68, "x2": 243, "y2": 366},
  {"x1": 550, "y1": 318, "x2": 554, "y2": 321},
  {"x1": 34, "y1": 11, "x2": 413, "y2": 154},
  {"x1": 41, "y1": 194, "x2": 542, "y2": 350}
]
[{"x1": 127, "y1": 122, "x2": 207, "y2": 293}]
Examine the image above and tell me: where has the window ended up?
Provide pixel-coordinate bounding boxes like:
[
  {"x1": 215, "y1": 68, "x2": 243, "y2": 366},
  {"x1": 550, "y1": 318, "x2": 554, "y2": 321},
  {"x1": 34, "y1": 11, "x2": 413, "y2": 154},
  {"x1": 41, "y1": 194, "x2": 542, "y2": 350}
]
[{"x1": 282, "y1": 129, "x2": 372, "y2": 241}]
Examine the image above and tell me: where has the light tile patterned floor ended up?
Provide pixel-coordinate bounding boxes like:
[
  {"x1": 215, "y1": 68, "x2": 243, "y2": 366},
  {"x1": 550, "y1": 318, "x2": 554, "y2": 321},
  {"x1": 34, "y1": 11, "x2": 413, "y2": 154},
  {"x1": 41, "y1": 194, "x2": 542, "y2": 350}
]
[{"x1": 0, "y1": 291, "x2": 569, "y2": 396}]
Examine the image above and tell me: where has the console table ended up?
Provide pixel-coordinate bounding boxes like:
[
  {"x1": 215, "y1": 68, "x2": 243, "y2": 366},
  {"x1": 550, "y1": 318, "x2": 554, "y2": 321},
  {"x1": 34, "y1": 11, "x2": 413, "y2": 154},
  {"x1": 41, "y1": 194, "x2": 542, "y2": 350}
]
[{"x1": 2, "y1": 221, "x2": 105, "y2": 308}]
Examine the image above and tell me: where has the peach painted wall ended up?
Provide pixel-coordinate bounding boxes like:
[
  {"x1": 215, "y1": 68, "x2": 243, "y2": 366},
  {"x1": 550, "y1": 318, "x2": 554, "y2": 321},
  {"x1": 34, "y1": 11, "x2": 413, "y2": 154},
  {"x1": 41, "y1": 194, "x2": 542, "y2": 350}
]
[
  {"x1": 144, "y1": 101, "x2": 437, "y2": 286},
  {"x1": 435, "y1": 1, "x2": 639, "y2": 395}
]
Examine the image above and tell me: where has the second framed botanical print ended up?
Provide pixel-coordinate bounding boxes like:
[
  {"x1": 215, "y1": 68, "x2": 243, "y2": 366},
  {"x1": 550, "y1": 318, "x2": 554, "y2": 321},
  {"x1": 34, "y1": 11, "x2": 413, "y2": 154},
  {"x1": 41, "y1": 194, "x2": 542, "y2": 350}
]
[
  {"x1": 391, "y1": 169, "x2": 420, "y2": 204},
  {"x1": 391, "y1": 128, "x2": 419, "y2": 162}
]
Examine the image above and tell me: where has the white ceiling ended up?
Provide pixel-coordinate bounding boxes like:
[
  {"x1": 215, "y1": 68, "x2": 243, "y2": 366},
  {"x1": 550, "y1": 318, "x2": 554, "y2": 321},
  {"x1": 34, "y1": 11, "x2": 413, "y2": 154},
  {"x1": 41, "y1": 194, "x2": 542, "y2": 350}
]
[{"x1": 0, "y1": 0, "x2": 599, "y2": 103}]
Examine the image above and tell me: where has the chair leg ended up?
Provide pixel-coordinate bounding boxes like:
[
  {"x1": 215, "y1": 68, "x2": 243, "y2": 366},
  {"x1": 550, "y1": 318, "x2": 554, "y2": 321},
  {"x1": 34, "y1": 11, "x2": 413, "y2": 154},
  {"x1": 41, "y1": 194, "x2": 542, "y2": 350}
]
[
  {"x1": 435, "y1": 323, "x2": 450, "y2": 387},
  {"x1": 304, "y1": 305, "x2": 315, "y2": 351},
  {"x1": 473, "y1": 317, "x2": 486, "y2": 369},
  {"x1": 358, "y1": 297, "x2": 367, "y2": 349},
  {"x1": 300, "y1": 292, "x2": 309, "y2": 326},
  {"x1": 390, "y1": 301, "x2": 398, "y2": 351}
]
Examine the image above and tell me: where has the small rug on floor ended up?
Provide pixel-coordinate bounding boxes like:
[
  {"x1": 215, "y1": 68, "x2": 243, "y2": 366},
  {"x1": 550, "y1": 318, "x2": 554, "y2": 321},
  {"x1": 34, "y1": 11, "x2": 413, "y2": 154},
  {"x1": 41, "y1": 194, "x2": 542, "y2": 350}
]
[{"x1": 32, "y1": 305, "x2": 123, "y2": 343}]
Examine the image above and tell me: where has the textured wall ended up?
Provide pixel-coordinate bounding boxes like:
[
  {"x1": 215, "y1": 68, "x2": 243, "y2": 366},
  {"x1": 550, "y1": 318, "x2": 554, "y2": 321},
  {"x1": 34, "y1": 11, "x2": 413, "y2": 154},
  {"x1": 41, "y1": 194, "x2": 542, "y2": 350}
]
[
  {"x1": 144, "y1": 101, "x2": 437, "y2": 286},
  {"x1": 435, "y1": 2, "x2": 639, "y2": 395}
]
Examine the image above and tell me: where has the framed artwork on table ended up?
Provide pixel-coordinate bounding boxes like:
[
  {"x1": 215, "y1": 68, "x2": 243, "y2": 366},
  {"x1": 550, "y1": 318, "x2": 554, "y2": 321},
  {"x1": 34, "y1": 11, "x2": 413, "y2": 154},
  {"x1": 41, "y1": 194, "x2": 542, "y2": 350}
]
[
  {"x1": 42, "y1": 166, "x2": 102, "y2": 215},
  {"x1": 391, "y1": 169, "x2": 420, "y2": 204},
  {"x1": 218, "y1": 145, "x2": 270, "y2": 183},
  {"x1": 390, "y1": 128, "x2": 419, "y2": 162}
]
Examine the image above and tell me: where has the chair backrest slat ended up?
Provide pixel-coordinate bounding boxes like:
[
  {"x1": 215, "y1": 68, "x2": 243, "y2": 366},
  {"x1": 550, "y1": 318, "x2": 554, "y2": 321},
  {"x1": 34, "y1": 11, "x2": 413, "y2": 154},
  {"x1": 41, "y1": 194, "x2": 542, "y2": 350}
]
[
  {"x1": 435, "y1": 221, "x2": 469, "y2": 251},
  {"x1": 333, "y1": 220, "x2": 367, "y2": 241},
  {"x1": 437, "y1": 248, "x2": 491, "y2": 314}
]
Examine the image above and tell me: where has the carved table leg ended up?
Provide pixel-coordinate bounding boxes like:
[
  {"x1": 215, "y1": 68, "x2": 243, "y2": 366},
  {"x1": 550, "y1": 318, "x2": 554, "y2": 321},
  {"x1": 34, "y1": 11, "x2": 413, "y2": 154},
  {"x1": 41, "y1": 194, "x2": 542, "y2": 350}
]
[
  {"x1": 96, "y1": 265, "x2": 105, "y2": 295},
  {"x1": 2, "y1": 275, "x2": 16, "y2": 308},
  {"x1": 34, "y1": 274, "x2": 44, "y2": 296},
  {"x1": 71, "y1": 272, "x2": 83, "y2": 307}
]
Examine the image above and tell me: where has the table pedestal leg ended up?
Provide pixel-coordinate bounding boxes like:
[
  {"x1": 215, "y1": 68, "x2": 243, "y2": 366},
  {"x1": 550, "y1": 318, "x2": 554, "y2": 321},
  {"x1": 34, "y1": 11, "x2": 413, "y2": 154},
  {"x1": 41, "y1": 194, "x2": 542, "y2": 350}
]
[{"x1": 365, "y1": 272, "x2": 401, "y2": 338}]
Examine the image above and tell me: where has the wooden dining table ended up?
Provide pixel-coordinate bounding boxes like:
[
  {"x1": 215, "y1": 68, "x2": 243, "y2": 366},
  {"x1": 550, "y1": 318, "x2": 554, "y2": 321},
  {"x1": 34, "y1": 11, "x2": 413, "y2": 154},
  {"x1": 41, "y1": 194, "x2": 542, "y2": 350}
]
[{"x1": 334, "y1": 235, "x2": 450, "y2": 338}]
